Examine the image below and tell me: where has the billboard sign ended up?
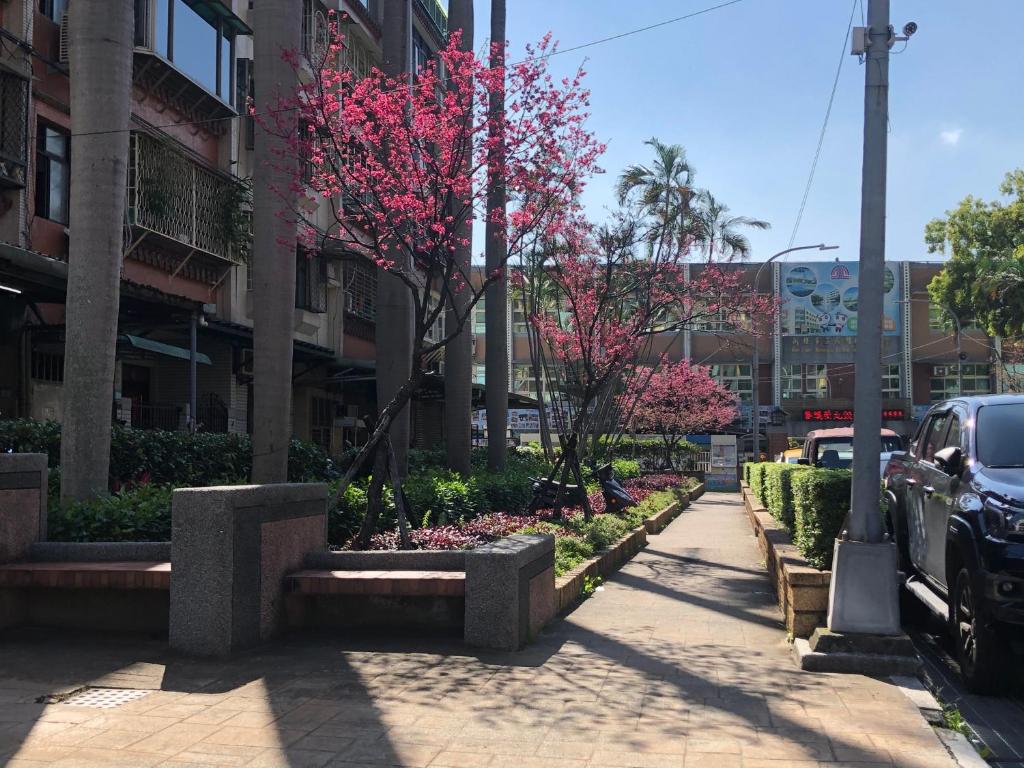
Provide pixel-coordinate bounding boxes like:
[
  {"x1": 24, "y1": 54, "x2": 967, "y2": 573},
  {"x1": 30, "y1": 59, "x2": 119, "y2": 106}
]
[{"x1": 780, "y1": 261, "x2": 900, "y2": 337}]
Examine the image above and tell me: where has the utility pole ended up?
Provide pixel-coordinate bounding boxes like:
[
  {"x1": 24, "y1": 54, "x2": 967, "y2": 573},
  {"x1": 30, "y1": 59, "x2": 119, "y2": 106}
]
[{"x1": 827, "y1": 0, "x2": 902, "y2": 636}]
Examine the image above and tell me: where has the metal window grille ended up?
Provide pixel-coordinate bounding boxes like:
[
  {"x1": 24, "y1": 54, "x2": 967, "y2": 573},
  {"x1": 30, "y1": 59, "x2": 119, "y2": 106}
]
[
  {"x1": 296, "y1": 251, "x2": 328, "y2": 313},
  {"x1": 0, "y1": 70, "x2": 29, "y2": 188},
  {"x1": 344, "y1": 262, "x2": 376, "y2": 321},
  {"x1": 31, "y1": 351, "x2": 64, "y2": 383},
  {"x1": 127, "y1": 132, "x2": 247, "y2": 264}
]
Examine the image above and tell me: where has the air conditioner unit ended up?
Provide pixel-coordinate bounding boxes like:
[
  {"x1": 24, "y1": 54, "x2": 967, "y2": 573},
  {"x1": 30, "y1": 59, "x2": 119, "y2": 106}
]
[{"x1": 58, "y1": 12, "x2": 70, "y2": 66}]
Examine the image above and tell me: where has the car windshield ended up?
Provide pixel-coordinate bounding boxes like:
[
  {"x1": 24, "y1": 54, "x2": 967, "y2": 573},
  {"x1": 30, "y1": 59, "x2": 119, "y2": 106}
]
[
  {"x1": 977, "y1": 404, "x2": 1024, "y2": 467},
  {"x1": 815, "y1": 436, "x2": 902, "y2": 468}
]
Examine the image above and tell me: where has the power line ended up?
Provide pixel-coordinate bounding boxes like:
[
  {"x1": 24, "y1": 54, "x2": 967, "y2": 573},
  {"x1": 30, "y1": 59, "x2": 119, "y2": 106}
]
[
  {"x1": 68, "y1": 0, "x2": 753, "y2": 139},
  {"x1": 787, "y1": 0, "x2": 857, "y2": 248}
]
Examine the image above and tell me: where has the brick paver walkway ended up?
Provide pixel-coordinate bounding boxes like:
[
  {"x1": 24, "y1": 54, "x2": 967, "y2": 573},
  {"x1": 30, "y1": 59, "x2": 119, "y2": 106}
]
[{"x1": 0, "y1": 492, "x2": 958, "y2": 767}]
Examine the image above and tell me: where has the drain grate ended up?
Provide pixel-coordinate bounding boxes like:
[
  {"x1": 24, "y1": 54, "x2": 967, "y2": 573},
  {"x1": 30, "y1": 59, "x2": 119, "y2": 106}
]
[{"x1": 60, "y1": 687, "x2": 152, "y2": 709}]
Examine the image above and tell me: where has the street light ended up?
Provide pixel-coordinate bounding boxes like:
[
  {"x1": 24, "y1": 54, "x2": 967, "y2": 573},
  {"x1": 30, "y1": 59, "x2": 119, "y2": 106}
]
[{"x1": 751, "y1": 244, "x2": 838, "y2": 459}]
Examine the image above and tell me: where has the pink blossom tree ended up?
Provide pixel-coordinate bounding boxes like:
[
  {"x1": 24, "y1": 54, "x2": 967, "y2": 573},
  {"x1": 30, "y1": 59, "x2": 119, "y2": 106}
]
[
  {"x1": 619, "y1": 359, "x2": 738, "y2": 470},
  {"x1": 524, "y1": 217, "x2": 774, "y2": 518},
  {"x1": 260, "y1": 25, "x2": 602, "y2": 546}
]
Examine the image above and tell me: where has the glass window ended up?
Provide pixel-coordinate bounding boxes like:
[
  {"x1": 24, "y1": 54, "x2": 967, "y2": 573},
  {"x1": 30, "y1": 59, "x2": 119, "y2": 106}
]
[
  {"x1": 473, "y1": 299, "x2": 486, "y2": 335},
  {"x1": 221, "y1": 34, "x2": 232, "y2": 98},
  {"x1": 39, "y1": 0, "x2": 67, "y2": 21},
  {"x1": 930, "y1": 364, "x2": 992, "y2": 401},
  {"x1": 782, "y1": 364, "x2": 826, "y2": 400},
  {"x1": 944, "y1": 415, "x2": 962, "y2": 452},
  {"x1": 977, "y1": 404, "x2": 1024, "y2": 468},
  {"x1": 412, "y1": 29, "x2": 430, "y2": 75},
  {"x1": 710, "y1": 363, "x2": 751, "y2": 404},
  {"x1": 344, "y1": 263, "x2": 376, "y2": 322},
  {"x1": 781, "y1": 365, "x2": 802, "y2": 400},
  {"x1": 512, "y1": 305, "x2": 528, "y2": 335},
  {"x1": 923, "y1": 412, "x2": 949, "y2": 463},
  {"x1": 35, "y1": 123, "x2": 69, "y2": 224},
  {"x1": 512, "y1": 364, "x2": 537, "y2": 396},
  {"x1": 155, "y1": 0, "x2": 169, "y2": 55},
  {"x1": 473, "y1": 364, "x2": 485, "y2": 386},
  {"x1": 172, "y1": 0, "x2": 218, "y2": 91},
  {"x1": 310, "y1": 397, "x2": 333, "y2": 452},
  {"x1": 882, "y1": 364, "x2": 901, "y2": 398}
]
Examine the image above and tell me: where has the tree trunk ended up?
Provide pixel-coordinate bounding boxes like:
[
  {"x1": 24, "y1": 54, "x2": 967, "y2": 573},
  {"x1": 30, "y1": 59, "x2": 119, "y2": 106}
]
[
  {"x1": 443, "y1": 0, "x2": 474, "y2": 476},
  {"x1": 251, "y1": 0, "x2": 301, "y2": 483},
  {"x1": 485, "y1": 0, "x2": 509, "y2": 470},
  {"x1": 60, "y1": 0, "x2": 134, "y2": 502},
  {"x1": 377, "y1": 0, "x2": 414, "y2": 477}
]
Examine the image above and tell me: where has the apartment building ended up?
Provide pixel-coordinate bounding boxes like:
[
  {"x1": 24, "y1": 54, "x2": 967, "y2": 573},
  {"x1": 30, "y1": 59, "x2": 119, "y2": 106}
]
[
  {"x1": 0, "y1": 0, "x2": 454, "y2": 457},
  {"x1": 488, "y1": 259, "x2": 1009, "y2": 448}
]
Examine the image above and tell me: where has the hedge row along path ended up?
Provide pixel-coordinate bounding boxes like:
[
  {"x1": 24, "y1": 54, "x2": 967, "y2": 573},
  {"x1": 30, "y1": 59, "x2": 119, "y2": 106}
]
[{"x1": 0, "y1": 493, "x2": 955, "y2": 767}]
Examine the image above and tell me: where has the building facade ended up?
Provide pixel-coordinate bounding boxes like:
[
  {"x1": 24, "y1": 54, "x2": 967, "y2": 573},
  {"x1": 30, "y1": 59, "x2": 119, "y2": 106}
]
[
  {"x1": 0, "y1": 0, "x2": 454, "y2": 457},
  {"x1": 490, "y1": 259, "x2": 1009, "y2": 449}
]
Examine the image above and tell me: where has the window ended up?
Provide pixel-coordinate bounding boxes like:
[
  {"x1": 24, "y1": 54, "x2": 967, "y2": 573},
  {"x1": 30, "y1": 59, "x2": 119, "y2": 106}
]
[
  {"x1": 930, "y1": 364, "x2": 992, "y2": 402},
  {"x1": 0, "y1": 71, "x2": 29, "y2": 188},
  {"x1": 295, "y1": 251, "x2": 328, "y2": 313},
  {"x1": 412, "y1": 29, "x2": 431, "y2": 75},
  {"x1": 882, "y1": 364, "x2": 901, "y2": 398},
  {"x1": 781, "y1": 364, "x2": 826, "y2": 400},
  {"x1": 31, "y1": 351, "x2": 64, "y2": 383},
  {"x1": 512, "y1": 304, "x2": 528, "y2": 335},
  {"x1": 928, "y1": 304, "x2": 946, "y2": 331},
  {"x1": 473, "y1": 364, "x2": 485, "y2": 385},
  {"x1": 136, "y1": 0, "x2": 237, "y2": 104},
  {"x1": 344, "y1": 262, "x2": 376, "y2": 321},
  {"x1": 425, "y1": 311, "x2": 445, "y2": 344},
  {"x1": 922, "y1": 412, "x2": 949, "y2": 463},
  {"x1": 709, "y1": 363, "x2": 752, "y2": 404},
  {"x1": 35, "y1": 123, "x2": 69, "y2": 224},
  {"x1": 39, "y1": 0, "x2": 67, "y2": 21},
  {"x1": 512, "y1": 364, "x2": 537, "y2": 396},
  {"x1": 944, "y1": 414, "x2": 962, "y2": 453},
  {"x1": 310, "y1": 397, "x2": 333, "y2": 452},
  {"x1": 473, "y1": 299, "x2": 486, "y2": 335}
]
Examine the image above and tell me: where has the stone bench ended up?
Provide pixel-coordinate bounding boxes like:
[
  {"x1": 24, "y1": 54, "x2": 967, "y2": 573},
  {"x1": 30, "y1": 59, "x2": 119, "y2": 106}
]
[
  {"x1": 0, "y1": 561, "x2": 171, "y2": 590},
  {"x1": 287, "y1": 569, "x2": 466, "y2": 596}
]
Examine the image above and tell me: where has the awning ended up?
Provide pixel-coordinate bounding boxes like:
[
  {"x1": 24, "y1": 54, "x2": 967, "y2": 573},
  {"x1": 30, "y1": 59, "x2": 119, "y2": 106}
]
[{"x1": 119, "y1": 334, "x2": 212, "y2": 365}]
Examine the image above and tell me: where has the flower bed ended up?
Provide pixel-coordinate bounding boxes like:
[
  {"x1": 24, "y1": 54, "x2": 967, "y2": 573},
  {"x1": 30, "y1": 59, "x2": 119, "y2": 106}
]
[{"x1": 350, "y1": 474, "x2": 687, "y2": 577}]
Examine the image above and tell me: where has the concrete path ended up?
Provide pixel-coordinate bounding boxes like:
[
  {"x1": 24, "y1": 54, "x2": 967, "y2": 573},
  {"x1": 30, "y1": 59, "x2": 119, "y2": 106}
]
[{"x1": 0, "y1": 492, "x2": 958, "y2": 767}]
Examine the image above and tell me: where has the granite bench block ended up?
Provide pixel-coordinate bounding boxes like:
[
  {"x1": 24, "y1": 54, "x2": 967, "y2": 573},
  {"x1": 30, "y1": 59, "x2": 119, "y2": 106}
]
[
  {"x1": 0, "y1": 453, "x2": 48, "y2": 564},
  {"x1": 464, "y1": 534, "x2": 555, "y2": 651},
  {"x1": 169, "y1": 483, "x2": 327, "y2": 656}
]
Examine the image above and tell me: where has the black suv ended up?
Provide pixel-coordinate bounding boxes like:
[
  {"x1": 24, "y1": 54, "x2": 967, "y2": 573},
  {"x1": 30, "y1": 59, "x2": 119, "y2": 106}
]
[{"x1": 884, "y1": 395, "x2": 1024, "y2": 692}]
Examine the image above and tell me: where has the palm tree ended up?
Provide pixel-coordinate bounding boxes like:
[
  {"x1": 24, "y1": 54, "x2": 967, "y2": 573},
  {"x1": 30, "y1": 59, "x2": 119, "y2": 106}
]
[
  {"x1": 444, "y1": 0, "x2": 475, "y2": 475},
  {"x1": 616, "y1": 137, "x2": 698, "y2": 249},
  {"x1": 484, "y1": 0, "x2": 509, "y2": 470},
  {"x1": 692, "y1": 192, "x2": 770, "y2": 261},
  {"x1": 60, "y1": 0, "x2": 134, "y2": 501},
  {"x1": 251, "y1": 0, "x2": 301, "y2": 483}
]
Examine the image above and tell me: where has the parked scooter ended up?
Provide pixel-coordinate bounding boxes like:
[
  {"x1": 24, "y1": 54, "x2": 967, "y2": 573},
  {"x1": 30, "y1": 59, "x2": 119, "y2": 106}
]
[{"x1": 592, "y1": 462, "x2": 637, "y2": 514}]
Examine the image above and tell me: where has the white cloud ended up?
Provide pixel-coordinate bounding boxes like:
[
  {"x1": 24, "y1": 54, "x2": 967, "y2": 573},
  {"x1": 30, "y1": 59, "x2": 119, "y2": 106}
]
[{"x1": 939, "y1": 128, "x2": 963, "y2": 146}]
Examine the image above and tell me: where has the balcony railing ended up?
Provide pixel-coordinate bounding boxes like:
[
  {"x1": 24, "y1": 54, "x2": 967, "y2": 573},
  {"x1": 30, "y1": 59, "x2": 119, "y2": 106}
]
[
  {"x1": 0, "y1": 69, "x2": 29, "y2": 189},
  {"x1": 416, "y1": 0, "x2": 447, "y2": 40},
  {"x1": 127, "y1": 132, "x2": 249, "y2": 265}
]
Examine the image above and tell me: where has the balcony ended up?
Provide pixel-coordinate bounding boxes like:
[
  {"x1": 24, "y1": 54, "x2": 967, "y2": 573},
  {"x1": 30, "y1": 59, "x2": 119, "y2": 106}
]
[
  {"x1": 0, "y1": 69, "x2": 29, "y2": 189},
  {"x1": 127, "y1": 132, "x2": 250, "y2": 266},
  {"x1": 415, "y1": 0, "x2": 447, "y2": 41}
]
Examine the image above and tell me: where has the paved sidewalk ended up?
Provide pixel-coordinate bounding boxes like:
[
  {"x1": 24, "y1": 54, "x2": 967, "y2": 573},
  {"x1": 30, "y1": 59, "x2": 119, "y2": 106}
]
[{"x1": 0, "y1": 492, "x2": 958, "y2": 767}]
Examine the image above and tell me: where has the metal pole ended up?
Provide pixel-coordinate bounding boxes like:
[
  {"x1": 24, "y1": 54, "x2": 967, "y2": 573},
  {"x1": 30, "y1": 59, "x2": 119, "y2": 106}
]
[
  {"x1": 847, "y1": 0, "x2": 889, "y2": 543},
  {"x1": 189, "y1": 310, "x2": 198, "y2": 433},
  {"x1": 949, "y1": 308, "x2": 963, "y2": 395}
]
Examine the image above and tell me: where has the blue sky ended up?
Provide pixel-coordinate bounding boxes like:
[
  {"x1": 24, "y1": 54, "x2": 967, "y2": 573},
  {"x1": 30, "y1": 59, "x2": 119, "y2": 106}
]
[{"x1": 470, "y1": 0, "x2": 1024, "y2": 264}]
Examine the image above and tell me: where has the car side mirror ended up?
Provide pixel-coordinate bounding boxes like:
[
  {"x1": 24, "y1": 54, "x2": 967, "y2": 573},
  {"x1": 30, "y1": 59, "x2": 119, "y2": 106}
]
[
  {"x1": 797, "y1": 458, "x2": 810, "y2": 465},
  {"x1": 933, "y1": 446, "x2": 963, "y2": 476}
]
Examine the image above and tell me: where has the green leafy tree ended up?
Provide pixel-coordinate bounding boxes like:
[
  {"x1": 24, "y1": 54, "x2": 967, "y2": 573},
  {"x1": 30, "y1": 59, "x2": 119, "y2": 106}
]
[{"x1": 926, "y1": 170, "x2": 1024, "y2": 338}]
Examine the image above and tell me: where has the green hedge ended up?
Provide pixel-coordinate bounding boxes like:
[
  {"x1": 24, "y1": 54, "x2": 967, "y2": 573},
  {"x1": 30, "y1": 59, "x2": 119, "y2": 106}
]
[
  {"x1": 791, "y1": 469, "x2": 851, "y2": 570},
  {"x1": 761, "y1": 463, "x2": 810, "y2": 529},
  {"x1": 748, "y1": 462, "x2": 768, "y2": 502},
  {"x1": 0, "y1": 418, "x2": 335, "y2": 487},
  {"x1": 48, "y1": 484, "x2": 174, "y2": 542}
]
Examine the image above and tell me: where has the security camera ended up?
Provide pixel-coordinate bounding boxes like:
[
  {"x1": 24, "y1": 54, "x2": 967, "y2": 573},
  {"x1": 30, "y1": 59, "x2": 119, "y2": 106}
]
[{"x1": 903, "y1": 21, "x2": 918, "y2": 37}]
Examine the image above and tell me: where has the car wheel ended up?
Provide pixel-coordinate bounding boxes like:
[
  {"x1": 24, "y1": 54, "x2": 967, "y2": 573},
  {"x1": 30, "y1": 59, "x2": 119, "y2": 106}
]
[{"x1": 951, "y1": 567, "x2": 1005, "y2": 694}]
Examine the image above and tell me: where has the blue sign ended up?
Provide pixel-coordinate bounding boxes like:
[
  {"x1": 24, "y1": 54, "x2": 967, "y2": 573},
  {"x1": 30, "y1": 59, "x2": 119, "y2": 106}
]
[{"x1": 780, "y1": 261, "x2": 900, "y2": 337}]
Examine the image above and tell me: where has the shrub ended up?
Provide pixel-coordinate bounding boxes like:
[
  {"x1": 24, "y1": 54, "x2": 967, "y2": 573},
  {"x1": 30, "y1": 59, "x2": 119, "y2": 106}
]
[
  {"x1": 474, "y1": 468, "x2": 535, "y2": 514},
  {"x1": 748, "y1": 462, "x2": 768, "y2": 502},
  {"x1": 585, "y1": 515, "x2": 631, "y2": 550},
  {"x1": 328, "y1": 480, "x2": 370, "y2": 545},
  {"x1": 404, "y1": 471, "x2": 483, "y2": 527},
  {"x1": 610, "y1": 458, "x2": 641, "y2": 480},
  {"x1": 0, "y1": 418, "x2": 336, "y2": 487},
  {"x1": 48, "y1": 484, "x2": 174, "y2": 542},
  {"x1": 762, "y1": 464, "x2": 809, "y2": 529},
  {"x1": 791, "y1": 469, "x2": 851, "y2": 570},
  {"x1": 555, "y1": 535, "x2": 595, "y2": 575}
]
